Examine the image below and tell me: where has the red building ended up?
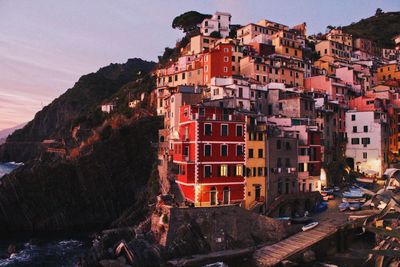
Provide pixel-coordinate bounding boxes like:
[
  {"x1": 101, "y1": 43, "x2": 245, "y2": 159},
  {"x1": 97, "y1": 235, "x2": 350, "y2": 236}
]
[
  {"x1": 203, "y1": 43, "x2": 233, "y2": 84},
  {"x1": 172, "y1": 105, "x2": 246, "y2": 206}
]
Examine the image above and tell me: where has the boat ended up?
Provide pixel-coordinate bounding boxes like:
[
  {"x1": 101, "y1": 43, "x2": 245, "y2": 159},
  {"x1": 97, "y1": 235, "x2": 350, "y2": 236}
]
[
  {"x1": 333, "y1": 186, "x2": 340, "y2": 192},
  {"x1": 338, "y1": 202, "x2": 349, "y2": 212},
  {"x1": 342, "y1": 197, "x2": 366, "y2": 203},
  {"x1": 302, "y1": 222, "x2": 319, "y2": 231},
  {"x1": 342, "y1": 190, "x2": 364, "y2": 198},
  {"x1": 349, "y1": 203, "x2": 362, "y2": 211},
  {"x1": 321, "y1": 188, "x2": 334, "y2": 194}
]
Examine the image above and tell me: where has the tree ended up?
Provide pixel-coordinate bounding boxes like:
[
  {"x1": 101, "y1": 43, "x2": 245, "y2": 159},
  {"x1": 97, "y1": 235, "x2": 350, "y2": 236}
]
[
  {"x1": 209, "y1": 31, "x2": 222, "y2": 38},
  {"x1": 229, "y1": 24, "x2": 242, "y2": 39},
  {"x1": 172, "y1": 11, "x2": 211, "y2": 33},
  {"x1": 375, "y1": 8, "x2": 384, "y2": 16},
  {"x1": 326, "y1": 25, "x2": 335, "y2": 32}
]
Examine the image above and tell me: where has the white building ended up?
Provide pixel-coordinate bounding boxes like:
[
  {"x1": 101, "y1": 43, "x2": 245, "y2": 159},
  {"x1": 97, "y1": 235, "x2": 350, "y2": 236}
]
[
  {"x1": 345, "y1": 110, "x2": 389, "y2": 176},
  {"x1": 208, "y1": 77, "x2": 252, "y2": 110},
  {"x1": 101, "y1": 103, "x2": 116, "y2": 113},
  {"x1": 199, "y1": 11, "x2": 231, "y2": 37}
]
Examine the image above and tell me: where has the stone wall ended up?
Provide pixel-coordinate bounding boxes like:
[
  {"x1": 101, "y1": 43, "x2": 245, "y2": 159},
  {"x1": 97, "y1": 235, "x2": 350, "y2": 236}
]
[{"x1": 154, "y1": 205, "x2": 287, "y2": 258}]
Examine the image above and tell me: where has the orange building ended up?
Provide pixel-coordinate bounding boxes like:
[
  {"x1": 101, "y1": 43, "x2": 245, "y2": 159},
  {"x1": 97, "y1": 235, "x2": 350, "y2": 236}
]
[
  {"x1": 240, "y1": 55, "x2": 304, "y2": 87},
  {"x1": 271, "y1": 31, "x2": 303, "y2": 59},
  {"x1": 377, "y1": 63, "x2": 400, "y2": 81},
  {"x1": 203, "y1": 43, "x2": 233, "y2": 84}
]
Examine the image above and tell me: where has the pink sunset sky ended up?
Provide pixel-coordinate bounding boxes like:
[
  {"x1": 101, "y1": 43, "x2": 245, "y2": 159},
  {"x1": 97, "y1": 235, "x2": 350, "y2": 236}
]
[{"x1": 1, "y1": 0, "x2": 399, "y2": 131}]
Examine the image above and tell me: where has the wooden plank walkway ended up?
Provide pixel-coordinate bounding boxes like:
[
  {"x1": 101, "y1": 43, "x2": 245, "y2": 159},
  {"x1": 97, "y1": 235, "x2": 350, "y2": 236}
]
[{"x1": 254, "y1": 216, "x2": 348, "y2": 267}]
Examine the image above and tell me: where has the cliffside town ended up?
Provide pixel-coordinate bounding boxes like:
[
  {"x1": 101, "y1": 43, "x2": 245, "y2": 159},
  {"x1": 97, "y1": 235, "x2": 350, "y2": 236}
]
[{"x1": 153, "y1": 11, "x2": 400, "y2": 212}]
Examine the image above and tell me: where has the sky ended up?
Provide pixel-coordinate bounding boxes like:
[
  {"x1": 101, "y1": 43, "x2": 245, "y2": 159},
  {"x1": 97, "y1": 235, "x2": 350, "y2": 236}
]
[{"x1": 0, "y1": 0, "x2": 399, "y2": 131}]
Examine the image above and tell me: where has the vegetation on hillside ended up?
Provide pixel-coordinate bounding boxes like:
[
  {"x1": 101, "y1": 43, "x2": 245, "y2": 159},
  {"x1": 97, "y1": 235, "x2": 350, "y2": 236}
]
[{"x1": 342, "y1": 10, "x2": 400, "y2": 48}]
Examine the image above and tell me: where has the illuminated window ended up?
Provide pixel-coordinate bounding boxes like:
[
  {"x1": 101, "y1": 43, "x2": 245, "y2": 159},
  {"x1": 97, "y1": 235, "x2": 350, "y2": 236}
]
[
  {"x1": 236, "y1": 164, "x2": 243, "y2": 176},
  {"x1": 220, "y1": 165, "x2": 228, "y2": 176}
]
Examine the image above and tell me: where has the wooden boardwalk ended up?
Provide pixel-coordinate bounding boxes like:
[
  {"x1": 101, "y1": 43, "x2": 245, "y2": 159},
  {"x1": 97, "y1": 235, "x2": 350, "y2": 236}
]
[{"x1": 254, "y1": 216, "x2": 348, "y2": 266}]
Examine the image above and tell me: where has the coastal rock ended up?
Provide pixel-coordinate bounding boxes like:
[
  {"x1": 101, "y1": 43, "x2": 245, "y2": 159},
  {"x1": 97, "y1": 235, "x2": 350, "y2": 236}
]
[{"x1": 0, "y1": 116, "x2": 162, "y2": 235}]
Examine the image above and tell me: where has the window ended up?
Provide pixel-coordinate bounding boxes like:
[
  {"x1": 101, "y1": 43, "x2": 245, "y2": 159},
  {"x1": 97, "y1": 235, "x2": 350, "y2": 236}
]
[
  {"x1": 220, "y1": 165, "x2": 228, "y2": 176},
  {"x1": 351, "y1": 138, "x2": 360, "y2": 144},
  {"x1": 224, "y1": 56, "x2": 229, "y2": 62},
  {"x1": 363, "y1": 152, "x2": 367, "y2": 159},
  {"x1": 183, "y1": 146, "x2": 189, "y2": 156},
  {"x1": 352, "y1": 126, "x2": 357, "y2": 133},
  {"x1": 277, "y1": 140, "x2": 282, "y2": 149},
  {"x1": 203, "y1": 38, "x2": 209, "y2": 43},
  {"x1": 235, "y1": 164, "x2": 243, "y2": 176},
  {"x1": 231, "y1": 56, "x2": 235, "y2": 62},
  {"x1": 237, "y1": 145, "x2": 243, "y2": 156},
  {"x1": 364, "y1": 126, "x2": 368, "y2": 132},
  {"x1": 258, "y1": 149, "x2": 263, "y2": 158},
  {"x1": 258, "y1": 132, "x2": 263, "y2": 141},
  {"x1": 204, "y1": 144, "x2": 211, "y2": 157},
  {"x1": 248, "y1": 149, "x2": 254, "y2": 158},
  {"x1": 199, "y1": 108, "x2": 205, "y2": 116},
  {"x1": 236, "y1": 125, "x2": 243, "y2": 136},
  {"x1": 221, "y1": 124, "x2": 228, "y2": 136},
  {"x1": 184, "y1": 127, "x2": 189, "y2": 140},
  {"x1": 258, "y1": 167, "x2": 263, "y2": 176},
  {"x1": 285, "y1": 142, "x2": 291, "y2": 150},
  {"x1": 204, "y1": 165, "x2": 212, "y2": 177},
  {"x1": 204, "y1": 123, "x2": 212, "y2": 136},
  {"x1": 223, "y1": 67, "x2": 228, "y2": 73},
  {"x1": 277, "y1": 158, "x2": 282, "y2": 167},
  {"x1": 279, "y1": 103, "x2": 283, "y2": 110},
  {"x1": 362, "y1": 138, "x2": 371, "y2": 146},
  {"x1": 298, "y1": 163, "x2": 305, "y2": 172},
  {"x1": 224, "y1": 48, "x2": 229, "y2": 53},
  {"x1": 221, "y1": 144, "x2": 228, "y2": 156},
  {"x1": 285, "y1": 158, "x2": 291, "y2": 167}
]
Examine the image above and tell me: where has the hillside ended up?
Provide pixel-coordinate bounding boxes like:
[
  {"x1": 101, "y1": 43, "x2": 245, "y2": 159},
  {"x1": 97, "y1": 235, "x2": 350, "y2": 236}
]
[
  {"x1": 0, "y1": 58, "x2": 155, "y2": 162},
  {"x1": 0, "y1": 56, "x2": 163, "y2": 234},
  {"x1": 0, "y1": 115, "x2": 162, "y2": 234},
  {"x1": 342, "y1": 11, "x2": 400, "y2": 48}
]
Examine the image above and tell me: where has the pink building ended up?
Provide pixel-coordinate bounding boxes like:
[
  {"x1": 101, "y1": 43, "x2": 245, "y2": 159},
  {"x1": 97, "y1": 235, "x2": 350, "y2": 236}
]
[{"x1": 304, "y1": 75, "x2": 354, "y2": 102}]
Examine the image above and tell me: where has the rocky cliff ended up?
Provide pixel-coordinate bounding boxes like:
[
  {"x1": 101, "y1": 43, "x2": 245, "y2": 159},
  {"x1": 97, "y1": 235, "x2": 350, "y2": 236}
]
[
  {"x1": 0, "y1": 58, "x2": 164, "y2": 235},
  {"x1": 0, "y1": 58, "x2": 155, "y2": 163},
  {"x1": 0, "y1": 115, "x2": 162, "y2": 235}
]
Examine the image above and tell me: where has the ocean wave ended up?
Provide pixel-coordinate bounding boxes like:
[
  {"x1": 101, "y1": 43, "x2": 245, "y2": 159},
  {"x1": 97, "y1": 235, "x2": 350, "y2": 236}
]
[
  {"x1": 0, "y1": 162, "x2": 23, "y2": 178},
  {"x1": 0, "y1": 240, "x2": 85, "y2": 267}
]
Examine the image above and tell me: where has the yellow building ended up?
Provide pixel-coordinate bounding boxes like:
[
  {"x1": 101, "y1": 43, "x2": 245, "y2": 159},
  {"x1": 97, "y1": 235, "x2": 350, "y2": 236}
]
[
  {"x1": 326, "y1": 28, "x2": 352, "y2": 47},
  {"x1": 240, "y1": 55, "x2": 304, "y2": 87},
  {"x1": 271, "y1": 31, "x2": 303, "y2": 59},
  {"x1": 187, "y1": 35, "x2": 218, "y2": 55},
  {"x1": 377, "y1": 63, "x2": 400, "y2": 81},
  {"x1": 315, "y1": 40, "x2": 352, "y2": 60},
  {"x1": 313, "y1": 55, "x2": 336, "y2": 75},
  {"x1": 244, "y1": 117, "x2": 267, "y2": 210}
]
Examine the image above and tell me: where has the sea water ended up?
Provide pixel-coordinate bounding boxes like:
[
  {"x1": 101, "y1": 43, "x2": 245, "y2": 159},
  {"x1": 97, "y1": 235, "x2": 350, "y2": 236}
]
[
  {"x1": 0, "y1": 163, "x2": 88, "y2": 266},
  {"x1": 0, "y1": 162, "x2": 22, "y2": 178}
]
